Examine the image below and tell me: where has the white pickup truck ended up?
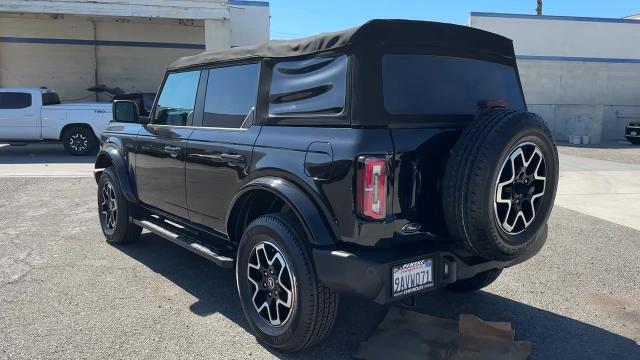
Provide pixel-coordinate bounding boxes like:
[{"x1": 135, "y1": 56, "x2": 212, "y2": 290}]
[{"x1": 0, "y1": 88, "x2": 112, "y2": 155}]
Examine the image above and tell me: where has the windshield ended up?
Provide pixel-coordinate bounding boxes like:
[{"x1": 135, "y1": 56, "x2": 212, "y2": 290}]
[{"x1": 382, "y1": 54, "x2": 525, "y2": 117}]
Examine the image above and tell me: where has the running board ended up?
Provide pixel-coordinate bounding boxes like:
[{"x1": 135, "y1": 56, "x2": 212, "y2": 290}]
[{"x1": 134, "y1": 219, "x2": 234, "y2": 268}]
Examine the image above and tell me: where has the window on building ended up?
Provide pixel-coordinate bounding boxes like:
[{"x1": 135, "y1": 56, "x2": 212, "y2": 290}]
[
  {"x1": 203, "y1": 63, "x2": 260, "y2": 128},
  {"x1": 269, "y1": 55, "x2": 348, "y2": 116},
  {"x1": 0, "y1": 92, "x2": 32, "y2": 109},
  {"x1": 154, "y1": 70, "x2": 201, "y2": 126}
]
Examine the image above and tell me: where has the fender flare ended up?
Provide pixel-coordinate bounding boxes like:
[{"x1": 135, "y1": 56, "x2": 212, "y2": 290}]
[
  {"x1": 94, "y1": 147, "x2": 137, "y2": 203},
  {"x1": 227, "y1": 177, "x2": 335, "y2": 247}
]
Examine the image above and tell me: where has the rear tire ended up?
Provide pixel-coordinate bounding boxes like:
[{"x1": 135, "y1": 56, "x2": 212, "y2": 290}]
[
  {"x1": 447, "y1": 269, "x2": 502, "y2": 292},
  {"x1": 62, "y1": 126, "x2": 97, "y2": 155},
  {"x1": 97, "y1": 167, "x2": 141, "y2": 244},
  {"x1": 442, "y1": 110, "x2": 559, "y2": 261},
  {"x1": 236, "y1": 214, "x2": 338, "y2": 352}
]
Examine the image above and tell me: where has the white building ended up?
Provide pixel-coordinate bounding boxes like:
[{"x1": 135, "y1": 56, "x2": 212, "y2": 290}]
[
  {"x1": 470, "y1": 12, "x2": 640, "y2": 143},
  {"x1": 0, "y1": 0, "x2": 270, "y2": 101}
]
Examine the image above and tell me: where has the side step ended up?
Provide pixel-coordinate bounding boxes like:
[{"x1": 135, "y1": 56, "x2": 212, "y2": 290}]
[{"x1": 133, "y1": 219, "x2": 234, "y2": 268}]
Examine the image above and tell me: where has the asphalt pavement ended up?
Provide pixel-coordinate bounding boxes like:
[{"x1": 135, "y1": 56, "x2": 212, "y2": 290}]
[{"x1": 0, "y1": 143, "x2": 639, "y2": 359}]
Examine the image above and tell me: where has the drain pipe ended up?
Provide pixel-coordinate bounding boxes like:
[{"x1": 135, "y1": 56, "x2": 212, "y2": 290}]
[{"x1": 90, "y1": 17, "x2": 99, "y2": 102}]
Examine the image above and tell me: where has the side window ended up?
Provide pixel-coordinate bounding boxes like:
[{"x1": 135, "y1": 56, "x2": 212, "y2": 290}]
[
  {"x1": 0, "y1": 92, "x2": 32, "y2": 109},
  {"x1": 203, "y1": 63, "x2": 260, "y2": 128},
  {"x1": 269, "y1": 55, "x2": 348, "y2": 116},
  {"x1": 153, "y1": 70, "x2": 201, "y2": 126}
]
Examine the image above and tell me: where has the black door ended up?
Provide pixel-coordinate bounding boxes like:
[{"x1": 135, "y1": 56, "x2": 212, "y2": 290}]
[
  {"x1": 135, "y1": 70, "x2": 201, "y2": 219},
  {"x1": 186, "y1": 63, "x2": 262, "y2": 232}
]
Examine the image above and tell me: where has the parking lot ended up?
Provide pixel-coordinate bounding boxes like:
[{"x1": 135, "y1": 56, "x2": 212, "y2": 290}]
[{"x1": 1, "y1": 142, "x2": 639, "y2": 359}]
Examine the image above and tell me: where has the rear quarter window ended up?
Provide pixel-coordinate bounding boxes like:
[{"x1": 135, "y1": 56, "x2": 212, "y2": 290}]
[
  {"x1": 269, "y1": 55, "x2": 348, "y2": 117},
  {"x1": 382, "y1": 55, "x2": 525, "y2": 116}
]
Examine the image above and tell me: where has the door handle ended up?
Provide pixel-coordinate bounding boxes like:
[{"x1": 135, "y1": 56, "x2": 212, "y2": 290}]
[
  {"x1": 220, "y1": 153, "x2": 244, "y2": 162},
  {"x1": 164, "y1": 145, "x2": 180, "y2": 158}
]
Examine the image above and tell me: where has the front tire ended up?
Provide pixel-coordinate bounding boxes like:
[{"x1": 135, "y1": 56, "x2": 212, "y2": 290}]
[
  {"x1": 628, "y1": 137, "x2": 640, "y2": 145},
  {"x1": 62, "y1": 126, "x2": 98, "y2": 155},
  {"x1": 97, "y1": 167, "x2": 141, "y2": 244},
  {"x1": 236, "y1": 214, "x2": 338, "y2": 352}
]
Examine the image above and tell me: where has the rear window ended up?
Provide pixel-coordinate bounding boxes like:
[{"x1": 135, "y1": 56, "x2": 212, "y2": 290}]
[
  {"x1": 0, "y1": 92, "x2": 32, "y2": 109},
  {"x1": 42, "y1": 92, "x2": 60, "y2": 106},
  {"x1": 382, "y1": 55, "x2": 525, "y2": 116}
]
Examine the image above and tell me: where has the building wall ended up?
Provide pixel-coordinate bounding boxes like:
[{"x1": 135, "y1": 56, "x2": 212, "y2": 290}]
[
  {"x1": 470, "y1": 13, "x2": 640, "y2": 143},
  {"x1": 229, "y1": 0, "x2": 270, "y2": 47},
  {"x1": 0, "y1": 13, "x2": 205, "y2": 101},
  {"x1": 0, "y1": 1, "x2": 269, "y2": 102}
]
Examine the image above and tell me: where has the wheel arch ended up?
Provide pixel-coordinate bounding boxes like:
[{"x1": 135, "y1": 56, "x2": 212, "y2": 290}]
[
  {"x1": 226, "y1": 177, "x2": 336, "y2": 247},
  {"x1": 60, "y1": 123, "x2": 97, "y2": 140},
  {"x1": 94, "y1": 147, "x2": 138, "y2": 203}
]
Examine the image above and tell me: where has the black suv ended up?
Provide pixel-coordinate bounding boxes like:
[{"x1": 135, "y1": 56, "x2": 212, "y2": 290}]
[{"x1": 95, "y1": 20, "x2": 558, "y2": 352}]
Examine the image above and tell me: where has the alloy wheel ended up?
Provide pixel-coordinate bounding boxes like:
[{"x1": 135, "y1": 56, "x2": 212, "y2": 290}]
[
  {"x1": 494, "y1": 142, "x2": 546, "y2": 235},
  {"x1": 69, "y1": 133, "x2": 88, "y2": 152},
  {"x1": 101, "y1": 182, "x2": 118, "y2": 230},
  {"x1": 247, "y1": 241, "x2": 296, "y2": 327}
]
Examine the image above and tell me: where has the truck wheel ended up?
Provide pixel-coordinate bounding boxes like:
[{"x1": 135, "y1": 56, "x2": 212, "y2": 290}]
[
  {"x1": 442, "y1": 110, "x2": 559, "y2": 261},
  {"x1": 447, "y1": 269, "x2": 502, "y2": 293},
  {"x1": 628, "y1": 138, "x2": 640, "y2": 145},
  {"x1": 97, "y1": 167, "x2": 141, "y2": 244},
  {"x1": 236, "y1": 214, "x2": 338, "y2": 352},
  {"x1": 62, "y1": 126, "x2": 97, "y2": 155}
]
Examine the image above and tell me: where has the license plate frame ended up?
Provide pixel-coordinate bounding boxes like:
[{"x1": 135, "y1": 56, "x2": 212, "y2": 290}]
[
  {"x1": 392, "y1": 258, "x2": 434, "y2": 298},
  {"x1": 631, "y1": 131, "x2": 638, "y2": 136}
]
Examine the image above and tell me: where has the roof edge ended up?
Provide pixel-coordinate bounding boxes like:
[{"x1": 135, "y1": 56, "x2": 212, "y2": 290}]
[{"x1": 471, "y1": 12, "x2": 640, "y2": 25}]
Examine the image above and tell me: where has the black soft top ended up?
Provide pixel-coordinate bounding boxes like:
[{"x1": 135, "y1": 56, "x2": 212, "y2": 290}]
[{"x1": 169, "y1": 19, "x2": 515, "y2": 70}]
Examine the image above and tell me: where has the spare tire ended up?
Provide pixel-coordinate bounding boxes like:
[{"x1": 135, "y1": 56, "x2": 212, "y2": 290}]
[{"x1": 442, "y1": 110, "x2": 558, "y2": 261}]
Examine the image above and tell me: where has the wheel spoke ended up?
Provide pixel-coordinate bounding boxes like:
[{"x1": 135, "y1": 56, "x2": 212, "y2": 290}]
[{"x1": 277, "y1": 266, "x2": 293, "y2": 308}]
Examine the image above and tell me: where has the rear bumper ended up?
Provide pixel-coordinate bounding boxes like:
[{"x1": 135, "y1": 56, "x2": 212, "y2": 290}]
[{"x1": 313, "y1": 225, "x2": 547, "y2": 304}]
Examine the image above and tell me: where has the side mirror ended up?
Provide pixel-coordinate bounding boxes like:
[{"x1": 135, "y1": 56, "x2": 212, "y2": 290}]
[{"x1": 112, "y1": 100, "x2": 140, "y2": 123}]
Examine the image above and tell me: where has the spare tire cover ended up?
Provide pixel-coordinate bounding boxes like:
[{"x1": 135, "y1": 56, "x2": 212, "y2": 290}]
[{"x1": 442, "y1": 110, "x2": 559, "y2": 261}]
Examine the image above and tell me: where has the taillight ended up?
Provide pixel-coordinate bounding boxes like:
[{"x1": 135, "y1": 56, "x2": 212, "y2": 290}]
[{"x1": 356, "y1": 156, "x2": 387, "y2": 220}]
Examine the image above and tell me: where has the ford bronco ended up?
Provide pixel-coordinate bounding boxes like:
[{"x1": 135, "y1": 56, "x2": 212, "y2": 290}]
[{"x1": 95, "y1": 20, "x2": 558, "y2": 352}]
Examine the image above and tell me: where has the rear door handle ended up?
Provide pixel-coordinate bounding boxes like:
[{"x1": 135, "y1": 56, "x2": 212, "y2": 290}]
[
  {"x1": 164, "y1": 145, "x2": 180, "y2": 158},
  {"x1": 220, "y1": 153, "x2": 243, "y2": 162}
]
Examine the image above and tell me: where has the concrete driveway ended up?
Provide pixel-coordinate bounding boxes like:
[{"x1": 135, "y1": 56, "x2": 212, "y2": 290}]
[
  {"x1": 0, "y1": 144, "x2": 94, "y2": 177},
  {"x1": 557, "y1": 152, "x2": 640, "y2": 230},
  {"x1": 0, "y1": 143, "x2": 639, "y2": 359}
]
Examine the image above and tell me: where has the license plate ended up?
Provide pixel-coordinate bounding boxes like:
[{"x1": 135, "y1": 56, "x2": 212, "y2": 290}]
[
  {"x1": 632, "y1": 131, "x2": 637, "y2": 136},
  {"x1": 392, "y1": 258, "x2": 433, "y2": 297}
]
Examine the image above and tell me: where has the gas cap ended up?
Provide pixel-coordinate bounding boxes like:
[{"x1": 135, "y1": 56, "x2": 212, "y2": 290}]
[{"x1": 304, "y1": 142, "x2": 334, "y2": 180}]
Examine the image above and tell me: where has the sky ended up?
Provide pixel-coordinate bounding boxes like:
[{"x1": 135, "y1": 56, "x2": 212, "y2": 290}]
[{"x1": 269, "y1": 0, "x2": 640, "y2": 39}]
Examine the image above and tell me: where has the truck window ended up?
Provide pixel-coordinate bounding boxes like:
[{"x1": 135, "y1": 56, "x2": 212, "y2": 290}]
[
  {"x1": 42, "y1": 92, "x2": 60, "y2": 106},
  {"x1": 269, "y1": 55, "x2": 347, "y2": 116},
  {"x1": 0, "y1": 92, "x2": 32, "y2": 109},
  {"x1": 382, "y1": 54, "x2": 525, "y2": 117},
  {"x1": 202, "y1": 63, "x2": 260, "y2": 128},
  {"x1": 153, "y1": 70, "x2": 201, "y2": 126}
]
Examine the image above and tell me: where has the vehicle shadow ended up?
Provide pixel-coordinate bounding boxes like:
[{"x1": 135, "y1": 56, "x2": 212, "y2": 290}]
[
  {"x1": 116, "y1": 233, "x2": 638, "y2": 360},
  {"x1": 0, "y1": 143, "x2": 94, "y2": 164}
]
